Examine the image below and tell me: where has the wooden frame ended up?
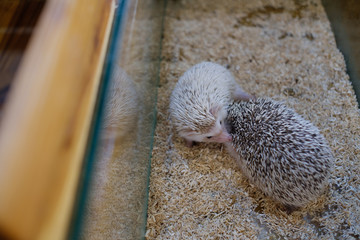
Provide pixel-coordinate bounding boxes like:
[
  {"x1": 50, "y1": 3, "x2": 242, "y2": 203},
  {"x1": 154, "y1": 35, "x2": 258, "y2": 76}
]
[{"x1": 0, "y1": 0, "x2": 115, "y2": 239}]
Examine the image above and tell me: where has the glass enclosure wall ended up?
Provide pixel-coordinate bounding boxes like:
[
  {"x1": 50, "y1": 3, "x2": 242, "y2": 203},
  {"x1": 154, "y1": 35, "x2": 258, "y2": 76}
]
[
  {"x1": 72, "y1": 0, "x2": 165, "y2": 239},
  {"x1": 322, "y1": 0, "x2": 360, "y2": 106}
]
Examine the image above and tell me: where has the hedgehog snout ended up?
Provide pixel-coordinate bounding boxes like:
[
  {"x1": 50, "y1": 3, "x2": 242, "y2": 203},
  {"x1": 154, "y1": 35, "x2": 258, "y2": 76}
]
[{"x1": 210, "y1": 130, "x2": 232, "y2": 143}]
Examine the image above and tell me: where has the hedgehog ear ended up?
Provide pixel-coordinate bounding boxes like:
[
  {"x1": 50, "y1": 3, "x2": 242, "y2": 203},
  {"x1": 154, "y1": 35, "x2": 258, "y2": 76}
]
[{"x1": 210, "y1": 105, "x2": 221, "y2": 117}]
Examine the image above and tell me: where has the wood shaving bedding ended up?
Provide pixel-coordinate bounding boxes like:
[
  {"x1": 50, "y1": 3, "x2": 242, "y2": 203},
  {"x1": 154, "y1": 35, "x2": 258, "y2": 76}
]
[{"x1": 146, "y1": 0, "x2": 360, "y2": 239}]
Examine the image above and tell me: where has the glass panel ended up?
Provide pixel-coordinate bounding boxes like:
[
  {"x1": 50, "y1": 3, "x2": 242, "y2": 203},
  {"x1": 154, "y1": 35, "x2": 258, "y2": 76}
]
[
  {"x1": 72, "y1": 0, "x2": 360, "y2": 239},
  {"x1": 322, "y1": 0, "x2": 360, "y2": 106},
  {"x1": 71, "y1": 0, "x2": 165, "y2": 239}
]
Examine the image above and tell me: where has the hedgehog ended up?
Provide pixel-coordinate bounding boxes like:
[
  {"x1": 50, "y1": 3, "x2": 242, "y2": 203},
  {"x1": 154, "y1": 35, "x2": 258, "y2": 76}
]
[
  {"x1": 102, "y1": 66, "x2": 139, "y2": 140},
  {"x1": 224, "y1": 98, "x2": 333, "y2": 208},
  {"x1": 169, "y1": 61, "x2": 254, "y2": 147}
]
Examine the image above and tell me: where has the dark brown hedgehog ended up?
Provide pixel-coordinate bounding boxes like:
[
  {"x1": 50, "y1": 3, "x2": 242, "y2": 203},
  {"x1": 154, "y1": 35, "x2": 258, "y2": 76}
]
[{"x1": 225, "y1": 98, "x2": 333, "y2": 208}]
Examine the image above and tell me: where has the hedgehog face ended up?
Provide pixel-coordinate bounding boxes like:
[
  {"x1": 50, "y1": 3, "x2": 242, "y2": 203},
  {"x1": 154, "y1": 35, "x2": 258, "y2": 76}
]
[
  {"x1": 180, "y1": 105, "x2": 232, "y2": 143},
  {"x1": 202, "y1": 119, "x2": 232, "y2": 143}
]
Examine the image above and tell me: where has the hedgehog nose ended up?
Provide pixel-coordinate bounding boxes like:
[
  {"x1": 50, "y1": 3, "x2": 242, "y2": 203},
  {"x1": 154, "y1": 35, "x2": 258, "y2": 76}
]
[
  {"x1": 216, "y1": 132, "x2": 232, "y2": 143},
  {"x1": 224, "y1": 134, "x2": 232, "y2": 142},
  {"x1": 227, "y1": 135, "x2": 232, "y2": 141}
]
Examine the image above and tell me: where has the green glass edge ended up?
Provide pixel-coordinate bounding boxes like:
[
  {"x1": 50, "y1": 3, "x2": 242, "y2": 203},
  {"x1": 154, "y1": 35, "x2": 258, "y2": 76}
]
[
  {"x1": 141, "y1": 0, "x2": 168, "y2": 238},
  {"x1": 322, "y1": 0, "x2": 360, "y2": 107},
  {"x1": 67, "y1": 0, "x2": 129, "y2": 239}
]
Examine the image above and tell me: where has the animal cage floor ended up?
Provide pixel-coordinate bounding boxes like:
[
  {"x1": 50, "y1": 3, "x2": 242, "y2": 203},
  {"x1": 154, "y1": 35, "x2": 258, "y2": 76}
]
[{"x1": 146, "y1": 0, "x2": 360, "y2": 239}]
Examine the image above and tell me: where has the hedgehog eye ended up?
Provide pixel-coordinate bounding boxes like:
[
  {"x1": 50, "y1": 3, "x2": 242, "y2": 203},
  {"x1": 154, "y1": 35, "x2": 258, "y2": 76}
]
[
  {"x1": 207, "y1": 136, "x2": 212, "y2": 139},
  {"x1": 220, "y1": 120, "x2": 222, "y2": 125}
]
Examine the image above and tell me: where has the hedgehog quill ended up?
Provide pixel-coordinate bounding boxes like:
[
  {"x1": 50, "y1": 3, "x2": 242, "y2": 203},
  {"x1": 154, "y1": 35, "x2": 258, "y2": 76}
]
[
  {"x1": 225, "y1": 98, "x2": 334, "y2": 208},
  {"x1": 169, "y1": 62, "x2": 254, "y2": 147}
]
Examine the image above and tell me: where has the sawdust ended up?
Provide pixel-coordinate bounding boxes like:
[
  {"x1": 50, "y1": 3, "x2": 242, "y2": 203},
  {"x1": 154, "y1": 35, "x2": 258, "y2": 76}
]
[{"x1": 146, "y1": 0, "x2": 360, "y2": 239}]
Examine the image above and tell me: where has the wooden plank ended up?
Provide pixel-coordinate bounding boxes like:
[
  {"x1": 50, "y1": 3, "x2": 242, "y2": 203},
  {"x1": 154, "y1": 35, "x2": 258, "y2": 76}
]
[{"x1": 0, "y1": 0, "x2": 115, "y2": 239}]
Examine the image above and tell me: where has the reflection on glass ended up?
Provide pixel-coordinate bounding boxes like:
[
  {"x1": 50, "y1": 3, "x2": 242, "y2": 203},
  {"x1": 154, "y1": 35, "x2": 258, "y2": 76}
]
[{"x1": 76, "y1": 0, "x2": 165, "y2": 239}]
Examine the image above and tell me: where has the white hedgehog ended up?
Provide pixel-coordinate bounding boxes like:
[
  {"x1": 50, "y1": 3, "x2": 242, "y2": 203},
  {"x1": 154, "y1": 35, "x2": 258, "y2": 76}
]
[
  {"x1": 169, "y1": 62, "x2": 254, "y2": 147},
  {"x1": 102, "y1": 66, "x2": 138, "y2": 140},
  {"x1": 225, "y1": 98, "x2": 333, "y2": 208}
]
